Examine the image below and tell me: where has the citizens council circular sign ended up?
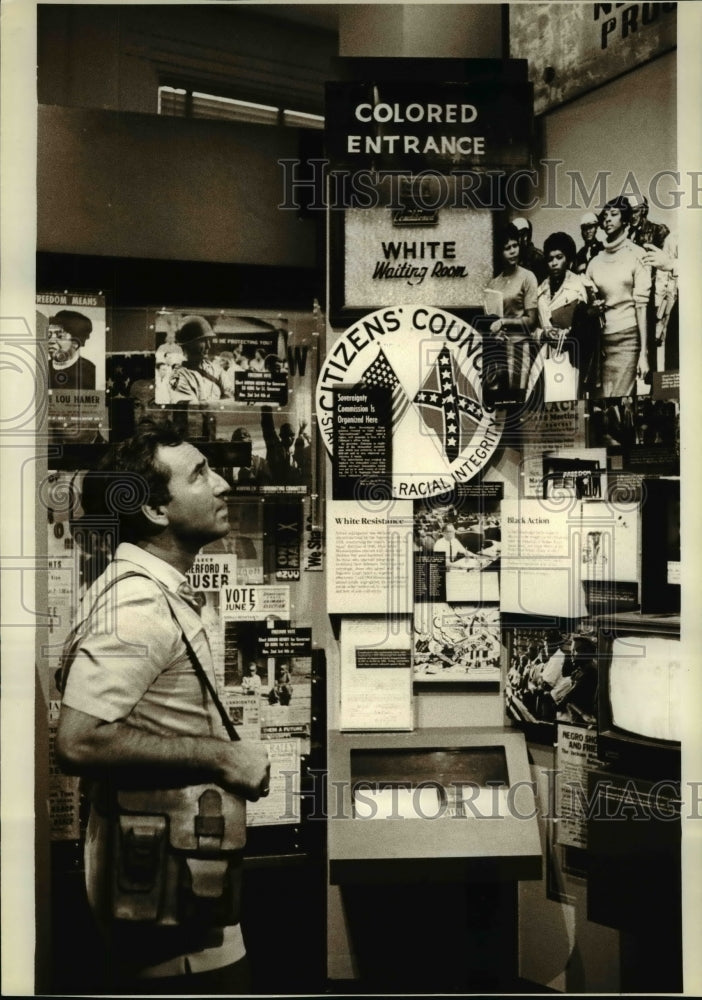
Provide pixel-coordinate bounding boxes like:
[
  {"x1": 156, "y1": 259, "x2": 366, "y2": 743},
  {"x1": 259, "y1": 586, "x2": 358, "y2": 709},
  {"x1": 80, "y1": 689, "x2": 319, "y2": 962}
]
[{"x1": 316, "y1": 306, "x2": 505, "y2": 499}]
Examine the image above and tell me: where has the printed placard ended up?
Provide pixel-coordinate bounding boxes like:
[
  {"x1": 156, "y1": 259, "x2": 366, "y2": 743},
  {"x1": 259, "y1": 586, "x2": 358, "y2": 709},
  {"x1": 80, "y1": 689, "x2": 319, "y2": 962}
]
[
  {"x1": 39, "y1": 292, "x2": 108, "y2": 442},
  {"x1": 342, "y1": 207, "x2": 494, "y2": 311},
  {"x1": 556, "y1": 724, "x2": 602, "y2": 849},
  {"x1": 339, "y1": 617, "x2": 413, "y2": 732},
  {"x1": 221, "y1": 584, "x2": 290, "y2": 618},
  {"x1": 317, "y1": 306, "x2": 505, "y2": 500},
  {"x1": 186, "y1": 554, "x2": 237, "y2": 592}
]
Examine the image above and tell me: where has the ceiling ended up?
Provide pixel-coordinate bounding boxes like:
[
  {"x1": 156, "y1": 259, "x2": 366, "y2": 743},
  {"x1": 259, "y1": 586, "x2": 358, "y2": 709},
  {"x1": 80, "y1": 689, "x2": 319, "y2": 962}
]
[{"x1": 239, "y1": 2, "x2": 341, "y2": 33}]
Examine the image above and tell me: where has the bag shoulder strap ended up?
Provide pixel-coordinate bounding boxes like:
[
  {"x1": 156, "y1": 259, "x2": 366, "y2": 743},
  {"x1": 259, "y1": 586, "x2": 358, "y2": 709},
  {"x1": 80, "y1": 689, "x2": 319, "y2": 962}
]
[
  {"x1": 58, "y1": 567, "x2": 149, "y2": 694},
  {"x1": 159, "y1": 595, "x2": 240, "y2": 743},
  {"x1": 60, "y1": 564, "x2": 240, "y2": 743}
]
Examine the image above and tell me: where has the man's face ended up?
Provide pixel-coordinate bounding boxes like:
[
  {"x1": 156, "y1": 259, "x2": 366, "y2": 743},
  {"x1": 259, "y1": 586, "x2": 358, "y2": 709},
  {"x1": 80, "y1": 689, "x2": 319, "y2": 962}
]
[
  {"x1": 184, "y1": 337, "x2": 209, "y2": 362},
  {"x1": 48, "y1": 324, "x2": 78, "y2": 363},
  {"x1": 630, "y1": 204, "x2": 646, "y2": 228},
  {"x1": 157, "y1": 442, "x2": 231, "y2": 545},
  {"x1": 581, "y1": 223, "x2": 598, "y2": 244},
  {"x1": 444, "y1": 524, "x2": 456, "y2": 540},
  {"x1": 572, "y1": 638, "x2": 593, "y2": 662},
  {"x1": 280, "y1": 425, "x2": 296, "y2": 448}
]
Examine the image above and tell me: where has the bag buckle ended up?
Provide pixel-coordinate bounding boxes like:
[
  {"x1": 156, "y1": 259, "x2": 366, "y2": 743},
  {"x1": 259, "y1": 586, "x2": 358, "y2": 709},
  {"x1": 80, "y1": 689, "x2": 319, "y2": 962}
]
[{"x1": 194, "y1": 788, "x2": 225, "y2": 850}]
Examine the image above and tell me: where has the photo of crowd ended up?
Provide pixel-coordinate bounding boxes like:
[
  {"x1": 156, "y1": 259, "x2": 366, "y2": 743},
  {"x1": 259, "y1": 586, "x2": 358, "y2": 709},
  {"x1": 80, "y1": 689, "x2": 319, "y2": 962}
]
[
  {"x1": 588, "y1": 396, "x2": 679, "y2": 451},
  {"x1": 476, "y1": 195, "x2": 678, "y2": 407},
  {"x1": 542, "y1": 449, "x2": 607, "y2": 500},
  {"x1": 504, "y1": 627, "x2": 599, "y2": 737}
]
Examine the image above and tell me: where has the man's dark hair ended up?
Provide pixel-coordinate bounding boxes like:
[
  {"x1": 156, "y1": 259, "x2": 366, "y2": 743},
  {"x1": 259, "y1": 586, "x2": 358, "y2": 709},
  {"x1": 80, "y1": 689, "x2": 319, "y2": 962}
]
[{"x1": 84, "y1": 422, "x2": 185, "y2": 543}]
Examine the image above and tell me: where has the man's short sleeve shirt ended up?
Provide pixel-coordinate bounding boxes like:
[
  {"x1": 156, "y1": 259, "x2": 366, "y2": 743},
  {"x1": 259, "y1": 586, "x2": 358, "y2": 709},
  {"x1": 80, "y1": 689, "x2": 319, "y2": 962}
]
[{"x1": 61, "y1": 543, "x2": 224, "y2": 738}]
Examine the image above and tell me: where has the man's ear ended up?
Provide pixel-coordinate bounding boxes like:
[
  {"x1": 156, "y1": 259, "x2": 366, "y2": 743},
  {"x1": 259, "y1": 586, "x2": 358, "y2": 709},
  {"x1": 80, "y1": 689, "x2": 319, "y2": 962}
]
[{"x1": 141, "y1": 502, "x2": 169, "y2": 530}]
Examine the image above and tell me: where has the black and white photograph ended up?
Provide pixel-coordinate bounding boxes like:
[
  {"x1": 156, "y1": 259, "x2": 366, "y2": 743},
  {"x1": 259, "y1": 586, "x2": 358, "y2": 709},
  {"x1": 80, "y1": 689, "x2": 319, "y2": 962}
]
[
  {"x1": 542, "y1": 447, "x2": 607, "y2": 500},
  {"x1": 152, "y1": 310, "x2": 288, "y2": 410},
  {"x1": 223, "y1": 618, "x2": 313, "y2": 739},
  {"x1": 39, "y1": 293, "x2": 107, "y2": 392},
  {"x1": 587, "y1": 394, "x2": 679, "y2": 474},
  {"x1": 414, "y1": 490, "x2": 502, "y2": 602},
  {"x1": 504, "y1": 626, "x2": 600, "y2": 738},
  {"x1": 2, "y1": 2, "x2": 698, "y2": 998}
]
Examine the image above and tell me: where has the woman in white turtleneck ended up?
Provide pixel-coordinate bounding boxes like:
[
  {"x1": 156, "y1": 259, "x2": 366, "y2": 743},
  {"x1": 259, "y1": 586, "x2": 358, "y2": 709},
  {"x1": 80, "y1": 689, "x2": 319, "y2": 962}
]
[{"x1": 586, "y1": 196, "x2": 652, "y2": 397}]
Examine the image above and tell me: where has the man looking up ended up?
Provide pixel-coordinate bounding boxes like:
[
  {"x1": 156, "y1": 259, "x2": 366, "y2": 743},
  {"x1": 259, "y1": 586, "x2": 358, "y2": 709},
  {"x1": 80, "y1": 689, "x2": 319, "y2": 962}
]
[{"x1": 56, "y1": 422, "x2": 270, "y2": 994}]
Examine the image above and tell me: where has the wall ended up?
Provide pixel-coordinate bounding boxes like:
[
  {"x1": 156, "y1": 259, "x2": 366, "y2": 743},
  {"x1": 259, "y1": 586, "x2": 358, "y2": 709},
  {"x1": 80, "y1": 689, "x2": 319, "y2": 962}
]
[
  {"x1": 38, "y1": 105, "x2": 318, "y2": 267},
  {"x1": 37, "y1": 4, "x2": 336, "y2": 267},
  {"x1": 515, "y1": 50, "x2": 676, "y2": 994},
  {"x1": 339, "y1": 3, "x2": 503, "y2": 58},
  {"x1": 529, "y1": 50, "x2": 677, "y2": 250},
  {"x1": 324, "y1": 31, "x2": 678, "y2": 997},
  {"x1": 509, "y1": 1, "x2": 676, "y2": 115},
  {"x1": 38, "y1": 4, "x2": 337, "y2": 114}
]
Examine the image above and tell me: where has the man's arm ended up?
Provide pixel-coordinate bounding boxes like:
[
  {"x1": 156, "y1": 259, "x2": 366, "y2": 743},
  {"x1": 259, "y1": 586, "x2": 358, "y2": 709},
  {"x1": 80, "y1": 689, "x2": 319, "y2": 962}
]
[
  {"x1": 169, "y1": 366, "x2": 199, "y2": 403},
  {"x1": 643, "y1": 240, "x2": 679, "y2": 277},
  {"x1": 56, "y1": 705, "x2": 270, "y2": 801},
  {"x1": 454, "y1": 539, "x2": 471, "y2": 559},
  {"x1": 260, "y1": 405, "x2": 277, "y2": 449}
]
